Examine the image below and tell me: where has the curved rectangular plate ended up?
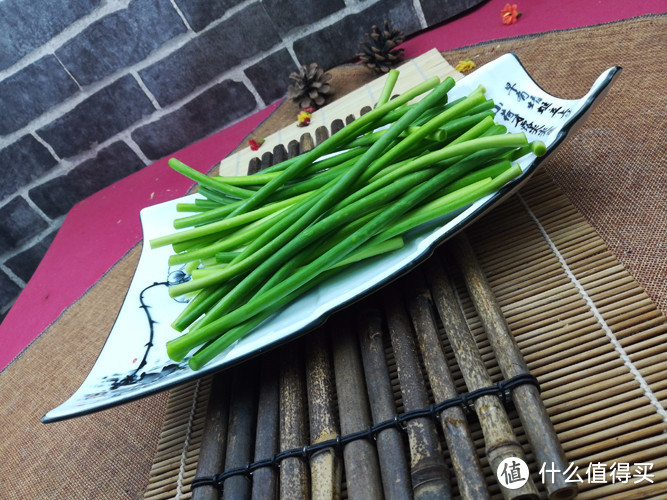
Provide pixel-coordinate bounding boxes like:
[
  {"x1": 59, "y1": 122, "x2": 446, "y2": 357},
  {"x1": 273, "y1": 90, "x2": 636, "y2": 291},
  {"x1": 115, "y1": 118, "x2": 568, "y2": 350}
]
[{"x1": 44, "y1": 53, "x2": 620, "y2": 423}]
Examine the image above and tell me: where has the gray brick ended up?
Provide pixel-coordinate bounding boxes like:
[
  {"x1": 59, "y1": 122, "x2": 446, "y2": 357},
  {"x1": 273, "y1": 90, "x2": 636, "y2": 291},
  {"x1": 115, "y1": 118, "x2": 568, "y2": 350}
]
[
  {"x1": 0, "y1": 55, "x2": 79, "y2": 136},
  {"x1": 36, "y1": 75, "x2": 155, "y2": 159},
  {"x1": 56, "y1": 0, "x2": 187, "y2": 87},
  {"x1": 419, "y1": 0, "x2": 485, "y2": 26},
  {"x1": 292, "y1": 0, "x2": 421, "y2": 70},
  {"x1": 0, "y1": 0, "x2": 102, "y2": 71},
  {"x1": 0, "y1": 136, "x2": 59, "y2": 200},
  {"x1": 132, "y1": 80, "x2": 256, "y2": 160},
  {"x1": 244, "y1": 49, "x2": 297, "y2": 105},
  {"x1": 139, "y1": 4, "x2": 280, "y2": 106},
  {"x1": 0, "y1": 269, "x2": 21, "y2": 310},
  {"x1": 173, "y1": 0, "x2": 246, "y2": 31},
  {"x1": 261, "y1": 0, "x2": 345, "y2": 35},
  {"x1": 29, "y1": 141, "x2": 146, "y2": 219},
  {"x1": 0, "y1": 197, "x2": 48, "y2": 252},
  {"x1": 6, "y1": 229, "x2": 57, "y2": 283}
]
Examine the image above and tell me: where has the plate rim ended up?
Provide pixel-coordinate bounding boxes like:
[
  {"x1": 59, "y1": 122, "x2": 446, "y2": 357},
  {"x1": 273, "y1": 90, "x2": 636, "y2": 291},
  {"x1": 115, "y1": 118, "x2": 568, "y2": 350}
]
[{"x1": 42, "y1": 52, "x2": 621, "y2": 423}]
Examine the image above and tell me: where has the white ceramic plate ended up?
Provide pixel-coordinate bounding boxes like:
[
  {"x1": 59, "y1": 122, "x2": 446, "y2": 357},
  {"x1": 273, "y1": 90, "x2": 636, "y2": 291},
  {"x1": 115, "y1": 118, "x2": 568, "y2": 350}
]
[{"x1": 43, "y1": 53, "x2": 620, "y2": 423}]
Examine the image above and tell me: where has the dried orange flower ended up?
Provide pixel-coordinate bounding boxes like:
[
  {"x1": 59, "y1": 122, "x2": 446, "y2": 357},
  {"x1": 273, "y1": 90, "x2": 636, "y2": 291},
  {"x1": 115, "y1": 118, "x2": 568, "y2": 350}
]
[
  {"x1": 501, "y1": 3, "x2": 521, "y2": 25},
  {"x1": 297, "y1": 107, "x2": 314, "y2": 127},
  {"x1": 455, "y1": 59, "x2": 476, "y2": 73}
]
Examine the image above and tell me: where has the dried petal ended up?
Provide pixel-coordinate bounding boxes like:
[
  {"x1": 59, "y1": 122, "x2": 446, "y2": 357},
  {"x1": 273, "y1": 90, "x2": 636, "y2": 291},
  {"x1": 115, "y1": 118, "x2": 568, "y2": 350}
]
[{"x1": 501, "y1": 3, "x2": 521, "y2": 24}]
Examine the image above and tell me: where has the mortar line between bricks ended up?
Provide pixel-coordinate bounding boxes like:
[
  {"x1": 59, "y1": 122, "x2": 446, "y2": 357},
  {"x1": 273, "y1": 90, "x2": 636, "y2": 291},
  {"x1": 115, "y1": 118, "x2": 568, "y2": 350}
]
[
  {"x1": 1, "y1": 261, "x2": 29, "y2": 289},
  {"x1": 237, "y1": 72, "x2": 267, "y2": 109},
  {"x1": 121, "y1": 134, "x2": 152, "y2": 167},
  {"x1": 278, "y1": 0, "x2": 386, "y2": 65},
  {"x1": 412, "y1": 0, "x2": 429, "y2": 29},
  {"x1": 1, "y1": 298, "x2": 17, "y2": 317},
  {"x1": 132, "y1": 71, "x2": 162, "y2": 111},
  {"x1": 0, "y1": 0, "x2": 389, "y2": 151},
  {"x1": 0, "y1": 1, "x2": 260, "y2": 151},
  {"x1": 178, "y1": 0, "x2": 259, "y2": 37},
  {"x1": 1, "y1": 42, "x2": 267, "y2": 159},
  {"x1": 168, "y1": 0, "x2": 194, "y2": 33},
  {"x1": 1, "y1": 34, "x2": 291, "y2": 154},
  {"x1": 53, "y1": 53, "x2": 83, "y2": 92},
  {"x1": 20, "y1": 194, "x2": 60, "y2": 228},
  {"x1": 285, "y1": 44, "x2": 302, "y2": 68},
  {"x1": 0, "y1": 216, "x2": 62, "y2": 269},
  {"x1": 0, "y1": 29, "x2": 195, "y2": 151},
  {"x1": 0, "y1": 1, "x2": 130, "y2": 81}
]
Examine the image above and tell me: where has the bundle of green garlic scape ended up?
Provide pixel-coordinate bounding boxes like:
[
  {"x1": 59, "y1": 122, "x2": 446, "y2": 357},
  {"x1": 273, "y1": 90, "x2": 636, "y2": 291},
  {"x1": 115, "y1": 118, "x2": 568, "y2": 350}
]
[{"x1": 149, "y1": 69, "x2": 546, "y2": 371}]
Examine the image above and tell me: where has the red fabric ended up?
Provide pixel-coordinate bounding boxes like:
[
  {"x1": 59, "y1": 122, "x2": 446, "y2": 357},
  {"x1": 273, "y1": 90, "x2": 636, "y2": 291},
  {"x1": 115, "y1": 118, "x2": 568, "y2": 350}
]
[
  {"x1": 401, "y1": 0, "x2": 666, "y2": 56},
  {"x1": 1, "y1": 0, "x2": 664, "y2": 370}
]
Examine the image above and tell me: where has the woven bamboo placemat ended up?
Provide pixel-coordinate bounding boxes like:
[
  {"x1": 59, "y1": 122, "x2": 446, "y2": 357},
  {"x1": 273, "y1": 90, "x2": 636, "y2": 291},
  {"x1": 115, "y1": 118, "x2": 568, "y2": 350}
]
[
  {"x1": 443, "y1": 14, "x2": 666, "y2": 313},
  {"x1": 143, "y1": 166, "x2": 666, "y2": 499},
  {"x1": 142, "y1": 18, "x2": 667, "y2": 496}
]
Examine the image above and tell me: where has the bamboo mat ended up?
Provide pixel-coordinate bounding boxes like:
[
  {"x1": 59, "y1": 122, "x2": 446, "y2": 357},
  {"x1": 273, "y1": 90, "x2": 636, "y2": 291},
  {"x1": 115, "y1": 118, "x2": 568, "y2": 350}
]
[
  {"x1": 143, "y1": 166, "x2": 667, "y2": 499},
  {"x1": 142, "y1": 74, "x2": 667, "y2": 499}
]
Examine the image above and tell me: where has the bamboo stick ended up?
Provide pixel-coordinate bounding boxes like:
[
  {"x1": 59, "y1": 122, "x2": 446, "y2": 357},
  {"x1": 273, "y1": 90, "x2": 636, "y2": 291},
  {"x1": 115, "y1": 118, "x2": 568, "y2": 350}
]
[
  {"x1": 403, "y1": 271, "x2": 489, "y2": 499},
  {"x1": 222, "y1": 363, "x2": 258, "y2": 500},
  {"x1": 518, "y1": 323, "x2": 601, "y2": 357},
  {"x1": 452, "y1": 232, "x2": 576, "y2": 500},
  {"x1": 356, "y1": 302, "x2": 413, "y2": 499},
  {"x1": 330, "y1": 313, "x2": 384, "y2": 499},
  {"x1": 542, "y1": 371, "x2": 634, "y2": 406},
  {"x1": 550, "y1": 387, "x2": 645, "y2": 425},
  {"x1": 301, "y1": 124, "x2": 343, "y2": 499},
  {"x1": 576, "y1": 431, "x2": 667, "y2": 465},
  {"x1": 150, "y1": 453, "x2": 195, "y2": 477},
  {"x1": 562, "y1": 415, "x2": 664, "y2": 455},
  {"x1": 423, "y1": 256, "x2": 539, "y2": 500},
  {"x1": 561, "y1": 404, "x2": 660, "y2": 440},
  {"x1": 537, "y1": 353, "x2": 626, "y2": 392},
  {"x1": 279, "y1": 343, "x2": 310, "y2": 500},
  {"x1": 193, "y1": 373, "x2": 230, "y2": 500},
  {"x1": 526, "y1": 339, "x2": 613, "y2": 373},
  {"x1": 305, "y1": 330, "x2": 342, "y2": 500},
  {"x1": 546, "y1": 380, "x2": 640, "y2": 416},
  {"x1": 576, "y1": 471, "x2": 667, "y2": 500},
  {"x1": 383, "y1": 284, "x2": 452, "y2": 500},
  {"x1": 252, "y1": 354, "x2": 280, "y2": 500}
]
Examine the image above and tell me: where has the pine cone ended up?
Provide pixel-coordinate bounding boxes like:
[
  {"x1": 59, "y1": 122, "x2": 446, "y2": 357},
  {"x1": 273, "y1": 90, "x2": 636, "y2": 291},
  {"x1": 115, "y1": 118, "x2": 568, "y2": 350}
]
[
  {"x1": 357, "y1": 20, "x2": 406, "y2": 73},
  {"x1": 287, "y1": 63, "x2": 333, "y2": 110}
]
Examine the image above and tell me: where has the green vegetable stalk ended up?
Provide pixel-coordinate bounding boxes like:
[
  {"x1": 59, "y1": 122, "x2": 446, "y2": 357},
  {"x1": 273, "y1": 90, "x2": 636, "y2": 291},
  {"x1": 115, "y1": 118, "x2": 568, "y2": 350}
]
[{"x1": 149, "y1": 69, "x2": 546, "y2": 370}]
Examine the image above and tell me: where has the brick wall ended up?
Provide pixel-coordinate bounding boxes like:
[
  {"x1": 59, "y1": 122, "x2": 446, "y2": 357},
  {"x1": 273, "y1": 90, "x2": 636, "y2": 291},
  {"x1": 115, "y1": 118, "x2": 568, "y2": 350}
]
[{"x1": 0, "y1": 0, "x2": 485, "y2": 321}]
